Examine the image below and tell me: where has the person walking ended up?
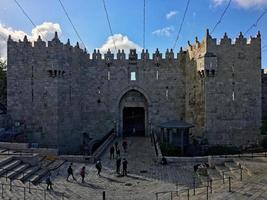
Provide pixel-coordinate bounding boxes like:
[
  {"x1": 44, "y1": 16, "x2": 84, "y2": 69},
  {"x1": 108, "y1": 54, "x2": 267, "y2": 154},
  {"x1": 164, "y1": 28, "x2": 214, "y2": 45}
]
[
  {"x1": 80, "y1": 166, "x2": 86, "y2": 183},
  {"x1": 116, "y1": 148, "x2": 121, "y2": 158},
  {"x1": 115, "y1": 141, "x2": 118, "y2": 151},
  {"x1": 122, "y1": 140, "x2": 128, "y2": 153},
  {"x1": 110, "y1": 146, "x2": 115, "y2": 159},
  {"x1": 95, "y1": 159, "x2": 102, "y2": 176},
  {"x1": 67, "y1": 163, "x2": 76, "y2": 181},
  {"x1": 122, "y1": 158, "x2": 128, "y2": 176},
  {"x1": 46, "y1": 174, "x2": 53, "y2": 190},
  {"x1": 116, "y1": 157, "x2": 121, "y2": 174}
]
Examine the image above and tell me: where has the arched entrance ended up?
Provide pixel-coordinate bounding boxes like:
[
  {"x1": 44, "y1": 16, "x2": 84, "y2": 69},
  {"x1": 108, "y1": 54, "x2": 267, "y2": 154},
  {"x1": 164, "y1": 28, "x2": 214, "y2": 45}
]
[{"x1": 119, "y1": 90, "x2": 148, "y2": 137}]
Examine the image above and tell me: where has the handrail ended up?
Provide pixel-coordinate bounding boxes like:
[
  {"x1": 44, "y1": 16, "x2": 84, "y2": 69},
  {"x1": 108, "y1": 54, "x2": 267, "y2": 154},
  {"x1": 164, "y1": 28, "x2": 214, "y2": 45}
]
[
  {"x1": 156, "y1": 175, "x2": 236, "y2": 200},
  {"x1": 0, "y1": 181, "x2": 65, "y2": 200}
]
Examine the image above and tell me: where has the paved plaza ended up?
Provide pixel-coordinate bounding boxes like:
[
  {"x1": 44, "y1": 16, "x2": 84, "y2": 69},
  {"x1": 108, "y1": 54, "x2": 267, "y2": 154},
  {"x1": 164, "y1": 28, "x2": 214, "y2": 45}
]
[{"x1": 0, "y1": 138, "x2": 267, "y2": 199}]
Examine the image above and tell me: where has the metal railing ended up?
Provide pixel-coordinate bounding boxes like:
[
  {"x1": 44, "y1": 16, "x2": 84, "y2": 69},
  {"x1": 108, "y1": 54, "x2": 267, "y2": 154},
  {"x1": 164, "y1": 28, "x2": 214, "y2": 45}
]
[
  {"x1": 0, "y1": 162, "x2": 66, "y2": 200},
  {"x1": 0, "y1": 181, "x2": 65, "y2": 200},
  {"x1": 155, "y1": 165, "x2": 246, "y2": 200},
  {"x1": 155, "y1": 175, "x2": 235, "y2": 200}
]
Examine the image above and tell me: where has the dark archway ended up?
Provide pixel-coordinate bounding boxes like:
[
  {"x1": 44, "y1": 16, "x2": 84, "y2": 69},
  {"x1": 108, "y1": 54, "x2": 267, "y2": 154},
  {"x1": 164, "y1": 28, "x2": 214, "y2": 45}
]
[
  {"x1": 123, "y1": 107, "x2": 145, "y2": 136},
  {"x1": 119, "y1": 89, "x2": 148, "y2": 137}
]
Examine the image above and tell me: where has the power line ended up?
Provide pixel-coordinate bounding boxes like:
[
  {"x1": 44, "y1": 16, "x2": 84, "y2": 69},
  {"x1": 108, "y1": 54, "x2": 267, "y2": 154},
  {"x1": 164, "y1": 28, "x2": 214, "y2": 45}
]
[
  {"x1": 143, "y1": 0, "x2": 146, "y2": 50},
  {"x1": 173, "y1": 0, "x2": 190, "y2": 50},
  {"x1": 102, "y1": 0, "x2": 117, "y2": 51},
  {"x1": 58, "y1": 0, "x2": 86, "y2": 48},
  {"x1": 13, "y1": 0, "x2": 48, "y2": 41},
  {"x1": 211, "y1": 0, "x2": 232, "y2": 34},
  {"x1": 244, "y1": 9, "x2": 267, "y2": 35}
]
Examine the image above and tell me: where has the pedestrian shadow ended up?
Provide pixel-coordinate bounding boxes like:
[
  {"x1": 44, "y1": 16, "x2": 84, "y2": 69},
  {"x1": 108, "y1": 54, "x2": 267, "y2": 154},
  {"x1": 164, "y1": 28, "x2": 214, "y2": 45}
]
[
  {"x1": 100, "y1": 175, "x2": 124, "y2": 183},
  {"x1": 49, "y1": 190, "x2": 70, "y2": 198},
  {"x1": 77, "y1": 181, "x2": 104, "y2": 190},
  {"x1": 126, "y1": 174, "x2": 150, "y2": 181}
]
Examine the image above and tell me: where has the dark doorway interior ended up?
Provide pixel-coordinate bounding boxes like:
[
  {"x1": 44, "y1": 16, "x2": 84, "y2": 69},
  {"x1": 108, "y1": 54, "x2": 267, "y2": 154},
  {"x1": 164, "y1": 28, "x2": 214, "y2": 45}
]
[{"x1": 123, "y1": 107, "x2": 145, "y2": 136}]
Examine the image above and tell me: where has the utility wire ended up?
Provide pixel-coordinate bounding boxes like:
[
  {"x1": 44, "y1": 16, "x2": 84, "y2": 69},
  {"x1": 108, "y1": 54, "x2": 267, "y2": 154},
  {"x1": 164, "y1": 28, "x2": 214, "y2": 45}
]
[
  {"x1": 13, "y1": 0, "x2": 48, "y2": 41},
  {"x1": 58, "y1": 0, "x2": 86, "y2": 48},
  {"x1": 211, "y1": 0, "x2": 231, "y2": 34},
  {"x1": 143, "y1": 0, "x2": 146, "y2": 50},
  {"x1": 173, "y1": 0, "x2": 190, "y2": 50},
  {"x1": 102, "y1": 0, "x2": 117, "y2": 52},
  {"x1": 244, "y1": 9, "x2": 267, "y2": 35}
]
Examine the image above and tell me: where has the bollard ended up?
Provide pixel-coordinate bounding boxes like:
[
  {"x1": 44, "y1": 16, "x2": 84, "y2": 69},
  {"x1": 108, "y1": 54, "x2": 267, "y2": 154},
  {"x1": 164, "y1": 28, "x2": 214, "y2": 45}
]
[
  {"x1": 28, "y1": 181, "x2": 31, "y2": 193},
  {"x1": 5, "y1": 170, "x2": 7, "y2": 182},
  {"x1": 24, "y1": 187, "x2": 26, "y2": 200},
  {"x1": 176, "y1": 183, "x2": 178, "y2": 196},
  {"x1": 210, "y1": 180, "x2": 213, "y2": 193},
  {"x1": 103, "y1": 191, "x2": 106, "y2": 200},
  {"x1": 187, "y1": 189, "x2": 190, "y2": 200},
  {"x1": 9, "y1": 179, "x2": 12, "y2": 191},
  {"x1": 44, "y1": 190, "x2": 46, "y2": 200},
  {"x1": 1, "y1": 184, "x2": 3, "y2": 198},
  {"x1": 228, "y1": 177, "x2": 232, "y2": 192},
  {"x1": 62, "y1": 193, "x2": 64, "y2": 200},
  {"x1": 206, "y1": 185, "x2": 209, "y2": 200},
  {"x1": 156, "y1": 193, "x2": 158, "y2": 200},
  {"x1": 193, "y1": 177, "x2": 196, "y2": 195},
  {"x1": 171, "y1": 191, "x2": 173, "y2": 200},
  {"x1": 240, "y1": 168, "x2": 243, "y2": 181},
  {"x1": 265, "y1": 152, "x2": 266, "y2": 158},
  {"x1": 222, "y1": 172, "x2": 225, "y2": 184}
]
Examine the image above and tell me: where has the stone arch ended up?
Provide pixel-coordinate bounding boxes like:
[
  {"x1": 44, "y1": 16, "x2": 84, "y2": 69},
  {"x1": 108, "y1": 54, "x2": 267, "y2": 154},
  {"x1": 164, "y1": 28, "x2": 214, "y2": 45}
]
[{"x1": 117, "y1": 87, "x2": 150, "y2": 137}]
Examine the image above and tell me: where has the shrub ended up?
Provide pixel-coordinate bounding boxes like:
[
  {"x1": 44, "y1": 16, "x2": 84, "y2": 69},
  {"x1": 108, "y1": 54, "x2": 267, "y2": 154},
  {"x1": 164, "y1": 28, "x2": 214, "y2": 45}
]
[
  {"x1": 205, "y1": 145, "x2": 241, "y2": 156},
  {"x1": 261, "y1": 137, "x2": 267, "y2": 150},
  {"x1": 159, "y1": 142, "x2": 182, "y2": 156}
]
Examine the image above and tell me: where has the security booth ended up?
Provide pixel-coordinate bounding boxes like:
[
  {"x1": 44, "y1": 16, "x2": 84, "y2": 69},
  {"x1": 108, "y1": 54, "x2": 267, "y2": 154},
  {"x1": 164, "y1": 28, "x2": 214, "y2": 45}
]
[{"x1": 158, "y1": 120, "x2": 194, "y2": 154}]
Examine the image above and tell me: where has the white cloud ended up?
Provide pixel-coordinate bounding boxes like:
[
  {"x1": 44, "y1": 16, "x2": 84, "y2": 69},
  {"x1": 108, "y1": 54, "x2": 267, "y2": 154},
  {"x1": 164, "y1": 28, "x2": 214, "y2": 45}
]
[
  {"x1": 152, "y1": 26, "x2": 175, "y2": 37},
  {"x1": 99, "y1": 34, "x2": 141, "y2": 53},
  {"x1": 0, "y1": 22, "x2": 61, "y2": 60},
  {"x1": 166, "y1": 11, "x2": 178, "y2": 19},
  {"x1": 31, "y1": 22, "x2": 61, "y2": 41},
  {"x1": 212, "y1": 0, "x2": 267, "y2": 8}
]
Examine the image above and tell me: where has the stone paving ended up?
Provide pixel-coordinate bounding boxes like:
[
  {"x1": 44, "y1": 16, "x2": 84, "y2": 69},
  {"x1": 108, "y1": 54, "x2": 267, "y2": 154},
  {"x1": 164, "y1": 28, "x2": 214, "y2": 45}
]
[{"x1": 1, "y1": 138, "x2": 267, "y2": 199}]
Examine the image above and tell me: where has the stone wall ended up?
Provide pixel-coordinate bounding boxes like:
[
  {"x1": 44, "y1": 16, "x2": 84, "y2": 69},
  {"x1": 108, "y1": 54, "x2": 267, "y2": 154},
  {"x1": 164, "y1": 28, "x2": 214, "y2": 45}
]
[
  {"x1": 7, "y1": 34, "x2": 186, "y2": 153},
  {"x1": 262, "y1": 70, "x2": 267, "y2": 117},
  {"x1": 6, "y1": 30, "x2": 263, "y2": 152},
  {"x1": 187, "y1": 30, "x2": 262, "y2": 146}
]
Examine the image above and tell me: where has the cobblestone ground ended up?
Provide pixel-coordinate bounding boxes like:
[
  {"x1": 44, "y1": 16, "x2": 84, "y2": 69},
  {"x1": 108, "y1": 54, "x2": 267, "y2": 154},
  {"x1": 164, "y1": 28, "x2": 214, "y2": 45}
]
[
  {"x1": 102, "y1": 137, "x2": 196, "y2": 186},
  {"x1": 1, "y1": 138, "x2": 267, "y2": 199}
]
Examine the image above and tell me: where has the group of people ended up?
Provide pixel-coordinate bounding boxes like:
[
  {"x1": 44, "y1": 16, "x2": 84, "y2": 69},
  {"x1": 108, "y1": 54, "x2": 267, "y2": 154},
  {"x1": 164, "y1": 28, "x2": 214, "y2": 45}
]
[
  {"x1": 46, "y1": 140, "x2": 130, "y2": 190},
  {"x1": 110, "y1": 140, "x2": 128, "y2": 176},
  {"x1": 109, "y1": 140, "x2": 128, "y2": 159}
]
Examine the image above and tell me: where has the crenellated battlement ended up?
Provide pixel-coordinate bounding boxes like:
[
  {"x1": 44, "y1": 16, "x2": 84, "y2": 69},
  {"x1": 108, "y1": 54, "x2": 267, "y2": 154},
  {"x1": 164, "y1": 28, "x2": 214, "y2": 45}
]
[
  {"x1": 187, "y1": 29, "x2": 261, "y2": 52},
  {"x1": 7, "y1": 32, "x2": 188, "y2": 62}
]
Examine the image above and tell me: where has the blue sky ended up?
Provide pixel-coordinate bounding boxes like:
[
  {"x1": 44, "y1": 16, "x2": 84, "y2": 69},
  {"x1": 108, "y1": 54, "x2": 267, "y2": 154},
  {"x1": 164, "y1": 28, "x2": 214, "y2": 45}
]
[{"x1": 0, "y1": 0, "x2": 266, "y2": 68}]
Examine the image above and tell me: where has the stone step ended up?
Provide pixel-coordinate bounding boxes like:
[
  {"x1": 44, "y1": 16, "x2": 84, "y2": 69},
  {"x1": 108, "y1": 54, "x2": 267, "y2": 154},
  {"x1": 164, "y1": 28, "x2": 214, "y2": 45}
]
[
  {"x1": 215, "y1": 164, "x2": 231, "y2": 177},
  {"x1": 224, "y1": 161, "x2": 239, "y2": 171},
  {"x1": 19, "y1": 166, "x2": 41, "y2": 183},
  {"x1": 0, "y1": 159, "x2": 21, "y2": 176},
  {"x1": 7, "y1": 163, "x2": 30, "y2": 180},
  {"x1": 207, "y1": 168, "x2": 222, "y2": 180},
  {"x1": 0, "y1": 156, "x2": 13, "y2": 167},
  {"x1": 30, "y1": 168, "x2": 49, "y2": 185}
]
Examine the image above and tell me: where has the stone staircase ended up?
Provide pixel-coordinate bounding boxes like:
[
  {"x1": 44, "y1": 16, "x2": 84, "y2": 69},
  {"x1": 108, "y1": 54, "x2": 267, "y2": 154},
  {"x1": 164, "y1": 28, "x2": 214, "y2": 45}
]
[{"x1": 0, "y1": 156, "x2": 65, "y2": 185}]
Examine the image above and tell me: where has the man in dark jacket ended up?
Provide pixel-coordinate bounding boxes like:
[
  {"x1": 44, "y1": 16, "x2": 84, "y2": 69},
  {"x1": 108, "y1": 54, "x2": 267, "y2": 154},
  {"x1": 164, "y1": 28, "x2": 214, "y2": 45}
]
[
  {"x1": 122, "y1": 158, "x2": 128, "y2": 176},
  {"x1": 110, "y1": 146, "x2": 115, "y2": 159},
  {"x1": 116, "y1": 157, "x2": 121, "y2": 174},
  {"x1": 67, "y1": 163, "x2": 76, "y2": 181}
]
